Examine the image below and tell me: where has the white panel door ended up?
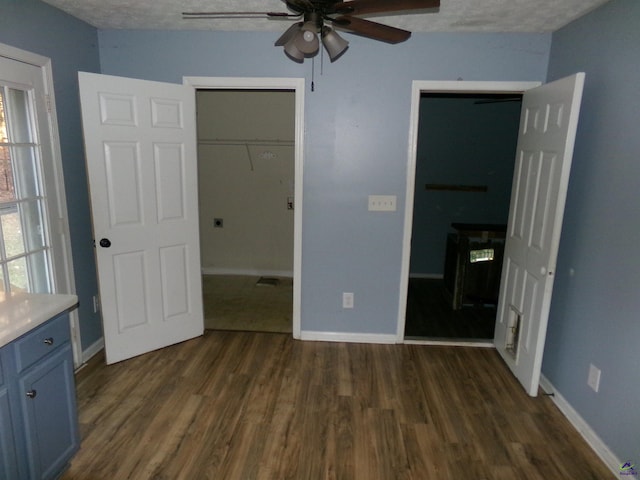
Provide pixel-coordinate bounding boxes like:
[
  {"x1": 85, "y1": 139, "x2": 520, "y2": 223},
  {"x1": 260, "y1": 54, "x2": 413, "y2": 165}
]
[
  {"x1": 495, "y1": 73, "x2": 585, "y2": 396},
  {"x1": 79, "y1": 72, "x2": 203, "y2": 364}
]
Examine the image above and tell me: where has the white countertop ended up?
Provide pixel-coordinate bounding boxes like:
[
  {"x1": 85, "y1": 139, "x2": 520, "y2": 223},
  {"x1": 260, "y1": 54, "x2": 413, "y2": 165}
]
[{"x1": 0, "y1": 292, "x2": 78, "y2": 348}]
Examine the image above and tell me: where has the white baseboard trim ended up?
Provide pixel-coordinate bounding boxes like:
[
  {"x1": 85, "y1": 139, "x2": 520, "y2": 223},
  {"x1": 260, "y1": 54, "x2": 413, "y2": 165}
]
[
  {"x1": 409, "y1": 273, "x2": 444, "y2": 279},
  {"x1": 300, "y1": 331, "x2": 397, "y2": 344},
  {"x1": 81, "y1": 337, "x2": 104, "y2": 364},
  {"x1": 201, "y1": 267, "x2": 293, "y2": 278},
  {"x1": 539, "y1": 375, "x2": 620, "y2": 477}
]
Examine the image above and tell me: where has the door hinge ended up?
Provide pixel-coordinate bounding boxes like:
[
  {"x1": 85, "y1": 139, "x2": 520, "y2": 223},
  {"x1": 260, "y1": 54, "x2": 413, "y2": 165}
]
[{"x1": 45, "y1": 94, "x2": 52, "y2": 113}]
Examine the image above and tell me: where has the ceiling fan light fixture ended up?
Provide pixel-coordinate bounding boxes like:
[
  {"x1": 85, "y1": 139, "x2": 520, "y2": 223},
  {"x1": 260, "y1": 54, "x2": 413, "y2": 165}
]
[
  {"x1": 283, "y1": 40, "x2": 306, "y2": 62},
  {"x1": 293, "y1": 21, "x2": 320, "y2": 55},
  {"x1": 275, "y1": 22, "x2": 302, "y2": 46},
  {"x1": 321, "y1": 27, "x2": 349, "y2": 62},
  {"x1": 188, "y1": 0, "x2": 442, "y2": 64}
]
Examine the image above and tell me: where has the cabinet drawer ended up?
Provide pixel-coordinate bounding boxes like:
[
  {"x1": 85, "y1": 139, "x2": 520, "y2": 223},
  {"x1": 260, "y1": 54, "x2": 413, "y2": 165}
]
[{"x1": 13, "y1": 314, "x2": 70, "y2": 373}]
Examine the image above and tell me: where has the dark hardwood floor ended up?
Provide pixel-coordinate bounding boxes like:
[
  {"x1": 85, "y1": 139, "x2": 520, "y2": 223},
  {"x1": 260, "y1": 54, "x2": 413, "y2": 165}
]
[
  {"x1": 405, "y1": 278, "x2": 496, "y2": 340},
  {"x1": 62, "y1": 331, "x2": 612, "y2": 479}
]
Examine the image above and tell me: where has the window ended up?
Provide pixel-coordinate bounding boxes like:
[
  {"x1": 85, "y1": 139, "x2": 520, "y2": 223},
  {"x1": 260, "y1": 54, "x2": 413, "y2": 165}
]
[
  {"x1": 1, "y1": 43, "x2": 78, "y2": 363},
  {"x1": 0, "y1": 84, "x2": 51, "y2": 293}
]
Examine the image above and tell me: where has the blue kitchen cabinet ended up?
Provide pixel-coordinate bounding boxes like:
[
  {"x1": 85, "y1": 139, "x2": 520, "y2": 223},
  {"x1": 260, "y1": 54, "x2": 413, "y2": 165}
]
[
  {"x1": 0, "y1": 312, "x2": 79, "y2": 479},
  {"x1": 0, "y1": 357, "x2": 20, "y2": 480}
]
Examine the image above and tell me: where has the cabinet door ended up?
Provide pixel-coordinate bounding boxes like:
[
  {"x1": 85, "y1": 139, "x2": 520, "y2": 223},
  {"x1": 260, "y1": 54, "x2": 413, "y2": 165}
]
[
  {"x1": 18, "y1": 344, "x2": 79, "y2": 480},
  {"x1": 0, "y1": 384, "x2": 20, "y2": 480}
]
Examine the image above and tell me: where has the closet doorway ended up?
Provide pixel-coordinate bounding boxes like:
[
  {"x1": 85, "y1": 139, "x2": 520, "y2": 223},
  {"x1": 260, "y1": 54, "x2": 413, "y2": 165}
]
[{"x1": 186, "y1": 77, "x2": 304, "y2": 337}]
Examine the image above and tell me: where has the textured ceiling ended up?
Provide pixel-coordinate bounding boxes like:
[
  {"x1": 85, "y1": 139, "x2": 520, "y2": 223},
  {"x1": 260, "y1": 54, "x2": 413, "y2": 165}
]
[{"x1": 41, "y1": 0, "x2": 611, "y2": 33}]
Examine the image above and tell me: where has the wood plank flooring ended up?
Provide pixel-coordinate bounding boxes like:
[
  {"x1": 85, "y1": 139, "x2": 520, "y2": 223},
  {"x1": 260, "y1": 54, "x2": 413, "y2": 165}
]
[
  {"x1": 62, "y1": 331, "x2": 613, "y2": 479},
  {"x1": 202, "y1": 275, "x2": 293, "y2": 334},
  {"x1": 405, "y1": 278, "x2": 496, "y2": 340}
]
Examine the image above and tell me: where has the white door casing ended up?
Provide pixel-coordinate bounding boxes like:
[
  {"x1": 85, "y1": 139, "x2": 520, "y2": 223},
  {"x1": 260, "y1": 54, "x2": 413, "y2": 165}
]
[
  {"x1": 184, "y1": 76, "x2": 305, "y2": 340},
  {"x1": 397, "y1": 80, "x2": 540, "y2": 344},
  {"x1": 494, "y1": 73, "x2": 585, "y2": 396},
  {"x1": 79, "y1": 72, "x2": 204, "y2": 364}
]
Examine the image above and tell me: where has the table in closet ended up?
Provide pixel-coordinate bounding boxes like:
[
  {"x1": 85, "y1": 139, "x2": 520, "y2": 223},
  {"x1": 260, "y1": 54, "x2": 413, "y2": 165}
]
[
  {"x1": 443, "y1": 223, "x2": 507, "y2": 310},
  {"x1": 0, "y1": 292, "x2": 79, "y2": 480}
]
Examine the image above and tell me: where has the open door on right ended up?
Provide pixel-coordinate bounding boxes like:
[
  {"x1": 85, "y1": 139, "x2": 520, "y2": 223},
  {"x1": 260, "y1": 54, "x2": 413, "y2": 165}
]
[{"x1": 494, "y1": 73, "x2": 585, "y2": 396}]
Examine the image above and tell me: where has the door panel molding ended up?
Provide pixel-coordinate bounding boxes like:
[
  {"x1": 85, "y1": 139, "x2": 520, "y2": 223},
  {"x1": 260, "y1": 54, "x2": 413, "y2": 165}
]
[
  {"x1": 494, "y1": 73, "x2": 585, "y2": 395},
  {"x1": 80, "y1": 72, "x2": 203, "y2": 364}
]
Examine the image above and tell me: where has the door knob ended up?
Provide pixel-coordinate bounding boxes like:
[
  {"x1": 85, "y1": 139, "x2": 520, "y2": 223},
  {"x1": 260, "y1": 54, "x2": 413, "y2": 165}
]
[
  {"x1": 99, "y1": 238, "x2": 111, "y2": 248},
  {"x1": 26, "y1": 389, "x2": 37, "y2": 399}
]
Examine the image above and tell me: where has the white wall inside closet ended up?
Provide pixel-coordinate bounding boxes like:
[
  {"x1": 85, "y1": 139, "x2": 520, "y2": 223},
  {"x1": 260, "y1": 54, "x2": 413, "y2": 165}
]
[{"x1": 197, "y1": 90, "x2": 295, "y2": 276}]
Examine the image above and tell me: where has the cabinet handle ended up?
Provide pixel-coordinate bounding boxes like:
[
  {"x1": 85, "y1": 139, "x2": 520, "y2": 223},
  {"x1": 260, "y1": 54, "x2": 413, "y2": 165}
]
[
  {"x1": 43, "y1": 337, "x2": 54, "y2": 346},
  {"x1": 26, "y1": 389, "x2": 37, "y2": 399}
]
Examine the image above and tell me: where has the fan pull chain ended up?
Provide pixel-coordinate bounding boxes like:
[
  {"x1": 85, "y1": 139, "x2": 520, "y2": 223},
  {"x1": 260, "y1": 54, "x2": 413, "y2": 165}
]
[{"x1": 311, "y1": 56, "x2": 315, "y2": 92}]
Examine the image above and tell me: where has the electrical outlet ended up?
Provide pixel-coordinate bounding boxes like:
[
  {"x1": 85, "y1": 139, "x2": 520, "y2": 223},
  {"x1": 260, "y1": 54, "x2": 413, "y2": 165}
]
[
  {"x1": 368, "y1": 195, "x2": 397, "y2": 212},
  {"x1": 587, "y1": 363, "x2": 601, "y2": 392},
  {"x1": 342, "y1": 292, "x2": 354, "y2": 309}
]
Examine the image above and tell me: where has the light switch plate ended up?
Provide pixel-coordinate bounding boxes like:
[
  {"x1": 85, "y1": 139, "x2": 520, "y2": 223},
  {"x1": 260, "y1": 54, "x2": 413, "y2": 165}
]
[
  {"x1": 342, "y1": 292, "x2": 354, "y2": 309},
  {"x1": 587, "y1": 363, "x2": 601, "y2": 392},
  {"x1": 368, "y1": 195, "x2": 397, "y2": 211}
]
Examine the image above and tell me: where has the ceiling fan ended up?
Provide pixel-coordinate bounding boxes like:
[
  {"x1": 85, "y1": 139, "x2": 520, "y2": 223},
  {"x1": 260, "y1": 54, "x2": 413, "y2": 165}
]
[{"x1": 183, "y1": 0, "x2": 441, "y2": 63}]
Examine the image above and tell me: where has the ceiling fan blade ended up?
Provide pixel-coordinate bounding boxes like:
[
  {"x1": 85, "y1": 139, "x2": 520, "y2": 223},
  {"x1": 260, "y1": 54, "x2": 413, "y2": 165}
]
[
  {"x1": 285, "y1": 0, "x2": 315, "y2": 14},
  {"x1": 182, "y1": 11, "x2": 297, "y2": 19},
  {"x1": 332, "y1": 16, "x2": 411, "y2": 44},
  {"x1": 332, "y1": 0, "x2": 439, "y2": 16}
]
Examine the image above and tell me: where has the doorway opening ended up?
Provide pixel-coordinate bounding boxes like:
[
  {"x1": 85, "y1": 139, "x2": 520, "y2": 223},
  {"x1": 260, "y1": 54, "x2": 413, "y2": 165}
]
[
  {"x1": 185, "y1": 77, "x2": 304, "y2": 338},
  {"x1": 197, "y1": 89, "x2": 294, "y2": 334},
  {"x1": 397, "y1": 81, "x2": 540, "y2": 346}
]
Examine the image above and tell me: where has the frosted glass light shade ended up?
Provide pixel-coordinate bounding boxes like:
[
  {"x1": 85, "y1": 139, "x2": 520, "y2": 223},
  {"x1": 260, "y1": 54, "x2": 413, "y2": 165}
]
[
  {"x1": 294, "y1": 22, "x2": 319, "y2": 55},
  {"x1": 275, "y1": 22, "x2": 302, "y2": 46},
  {"x1": 322, "y1": 28, "x2": 349, "y2": 61}
]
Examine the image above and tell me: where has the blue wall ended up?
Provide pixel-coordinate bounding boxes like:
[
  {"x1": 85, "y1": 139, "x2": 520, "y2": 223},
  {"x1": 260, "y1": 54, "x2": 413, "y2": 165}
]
[
  {"x1": 542, "y1": 0, "x2": 640, "y2": 467},
  {"x1": 3, "y1": 0, "x2": 634, "y2": 469},
  {"x1": 0, "y1": 0, "x2": 103, "y2": 351},
  {"x1": 410, "y1": 95, "x2": 520, "y2": 275},
  {"x1": 98, "y1": 29, "x2": 550, "y2": 334}
]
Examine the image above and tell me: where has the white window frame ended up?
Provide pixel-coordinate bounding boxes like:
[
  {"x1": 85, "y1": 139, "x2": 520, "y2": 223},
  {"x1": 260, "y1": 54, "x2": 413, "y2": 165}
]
[{"x1": 0, "y1": 42, "x2": 80, "y2": 365}]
